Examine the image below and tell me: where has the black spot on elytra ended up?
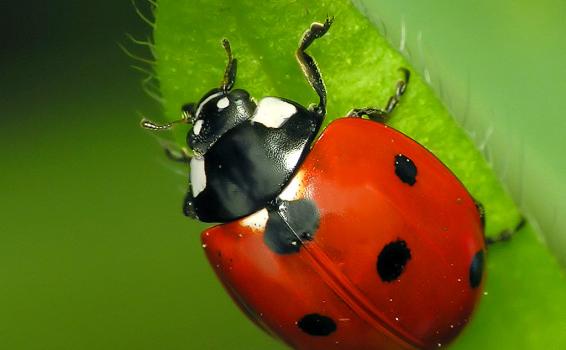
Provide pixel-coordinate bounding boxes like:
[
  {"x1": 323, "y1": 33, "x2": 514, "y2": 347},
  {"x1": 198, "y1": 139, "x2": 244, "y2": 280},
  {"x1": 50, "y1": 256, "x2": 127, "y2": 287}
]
[
  {"x1": 394, "y1": 154, "x2": 417, "y2": 186},
  {"x1": 377, "y1": 240, "x2": 412, "y2": 282},
  {"x1": 469, "y1": 250, "x2": 485, "y2": 288},
  {"x1": 297, "y1": 313, "x2": 337, "y2": 336},
  {"x1": 473, "y1": 199, "x2": 486, "y2": 230},
  {"x1": 264, "y1": 199, "x2": 320, "y2": 254}
]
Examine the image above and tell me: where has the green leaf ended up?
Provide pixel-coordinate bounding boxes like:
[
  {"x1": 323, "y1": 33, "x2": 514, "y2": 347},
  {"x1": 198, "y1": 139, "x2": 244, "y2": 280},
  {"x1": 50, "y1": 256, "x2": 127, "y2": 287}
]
[{"x1": 153, "y1": 0, "x2": 566, "y2": 348}]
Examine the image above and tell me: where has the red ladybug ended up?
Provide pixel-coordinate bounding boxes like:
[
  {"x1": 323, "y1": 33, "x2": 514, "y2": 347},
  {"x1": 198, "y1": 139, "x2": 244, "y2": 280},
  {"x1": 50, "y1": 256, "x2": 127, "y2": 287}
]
[{"x1": 144, "y1": 18, "x2": 486, "y2": 350}]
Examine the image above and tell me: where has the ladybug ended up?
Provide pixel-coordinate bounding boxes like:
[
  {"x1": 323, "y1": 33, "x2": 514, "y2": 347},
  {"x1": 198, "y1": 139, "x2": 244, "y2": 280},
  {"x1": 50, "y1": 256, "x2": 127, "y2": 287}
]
[{"x1": 143, "y1": 19, "x2": 488, "y2": 350}]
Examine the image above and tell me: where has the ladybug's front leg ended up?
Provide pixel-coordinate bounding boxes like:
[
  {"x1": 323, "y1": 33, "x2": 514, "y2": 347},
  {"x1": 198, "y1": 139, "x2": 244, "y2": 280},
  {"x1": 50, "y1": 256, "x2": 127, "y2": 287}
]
[
  {"x1": 296, "y1": 17, "x2": 333, "y2": 118},
  {"x1": 162, "y1": 147, "x2": 198, "y2": 219},
  {"x1": 164, "y1": 147, "x2": 192, "y2": 164},
  {"x1": 348, "y1": 68, "x2": 410, "y2": 122},
  {"x1": 183, "y1": 190, "x2": 197, "y2": 219},
  {"x1": 161, "y1": 147, "x2": 202, "y2": 219}
]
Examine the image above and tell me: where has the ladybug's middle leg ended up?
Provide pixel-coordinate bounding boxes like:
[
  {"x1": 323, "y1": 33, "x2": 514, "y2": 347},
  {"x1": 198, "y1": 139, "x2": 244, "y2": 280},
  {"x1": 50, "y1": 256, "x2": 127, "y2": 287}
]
[{"x1": 348, "y1": 68, "x2": 410, "y2": 122}]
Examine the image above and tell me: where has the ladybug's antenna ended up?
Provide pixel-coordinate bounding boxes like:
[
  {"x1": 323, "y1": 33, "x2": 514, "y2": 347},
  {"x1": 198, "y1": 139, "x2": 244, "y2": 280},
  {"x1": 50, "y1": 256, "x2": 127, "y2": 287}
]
[
  {"x1": 140, "y1": 103, "x2": 194, "y2": 131},
  {"x1": 221, "y1": 39, "x2": 237, "y2": 92},
  {"x1": 140, "y1": 115, "x2": 189, "y2": 131}
]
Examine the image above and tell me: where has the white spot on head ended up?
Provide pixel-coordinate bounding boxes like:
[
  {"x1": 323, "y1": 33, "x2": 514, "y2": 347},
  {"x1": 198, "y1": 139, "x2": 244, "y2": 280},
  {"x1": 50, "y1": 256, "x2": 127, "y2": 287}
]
[
  {"x1": 190, "y1": 157, "x2": 207, "y2": 197},
  {"x1": 217, "y1": 97, "x2": 230, "y2": 110},
  {"x1": 252, "y1": 97, "x2": 297, "y2": 128},
  {"x1": 195, "y1": 91, "x2": 224, "y2": 118},
  {"x1": 193, "y1": 119, "x2": 204, "y2": 135}
]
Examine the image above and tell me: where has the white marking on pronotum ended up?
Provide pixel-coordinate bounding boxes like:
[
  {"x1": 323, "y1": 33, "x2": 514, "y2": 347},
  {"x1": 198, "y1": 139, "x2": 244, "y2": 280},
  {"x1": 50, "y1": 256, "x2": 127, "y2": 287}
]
[
  {"x1": 283, "y1": 147, "x2": 303, "y2": 171},
  {"x1": 190, "y1": 157, "x2": 207, "y2": 196},
  {"x1": 252, "y1": 97, "x2": 296, "y2": 128},
  {"x1": 240, "y1": 208, "x2": 269, "y2": 231},
  {"x1": 195, "y1": 91, "x2": 224, "y2": 118},
  {"x1": 193, "y1": 119, "x2": 204, "y2": 135},
  {"x1": 217, "y1": 97, "x2": 229, "y2": 110},
  {"x1": 279, "y1": 170, "x2": 304, "y2": 201}
]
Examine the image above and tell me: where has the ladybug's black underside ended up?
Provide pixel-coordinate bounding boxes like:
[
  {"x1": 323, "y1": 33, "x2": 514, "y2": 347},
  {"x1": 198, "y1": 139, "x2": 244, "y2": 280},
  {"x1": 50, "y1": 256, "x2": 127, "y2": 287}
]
[{"x1": 192, "y1": 100, "x2": 322, "y2": 222}]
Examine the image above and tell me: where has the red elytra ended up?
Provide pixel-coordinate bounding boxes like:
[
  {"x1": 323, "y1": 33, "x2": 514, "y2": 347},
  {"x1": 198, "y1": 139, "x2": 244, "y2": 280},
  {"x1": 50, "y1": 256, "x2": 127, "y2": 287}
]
[{"x1": 202, "y1": 117, "x2": 485, "y2": 350}]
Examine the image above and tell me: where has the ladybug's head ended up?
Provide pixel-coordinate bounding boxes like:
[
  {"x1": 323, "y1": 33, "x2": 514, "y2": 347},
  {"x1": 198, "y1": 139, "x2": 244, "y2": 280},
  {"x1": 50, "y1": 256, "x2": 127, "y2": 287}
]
[
  {"x1": 183, "y1": 87, "x2": 256, "y2": 157},
  {"x1": 140, "y1": 39, "x2": 255, "y2": 157}
]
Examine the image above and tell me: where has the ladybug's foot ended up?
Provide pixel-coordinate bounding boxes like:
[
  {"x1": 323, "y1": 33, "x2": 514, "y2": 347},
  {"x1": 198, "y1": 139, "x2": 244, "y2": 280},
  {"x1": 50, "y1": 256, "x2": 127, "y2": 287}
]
[
  {"x1": 485, "y1": 217, "x2": 527, "y2": 246},
  {"x1": 347, "y1": 107, "x2": 389, "y2": 122},
  {"x1": 348, "y1": 68, "x2": 410, "y2": 122},
  {"x1": 220, "y1": 39, "x2": 237, "y2": 92},
  {"x1": 296, "y1": 17, "x2": 334, "y2": 117}
]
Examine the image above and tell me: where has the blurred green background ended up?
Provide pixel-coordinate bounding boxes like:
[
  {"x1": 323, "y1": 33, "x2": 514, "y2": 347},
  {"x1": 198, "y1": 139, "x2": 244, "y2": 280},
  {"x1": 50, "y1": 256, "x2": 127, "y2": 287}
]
[
  {"x1": 1, "y1": 1, "x2": 564, "y2": 349},
  {"x1": 1, "y1": 1, "x2": 280, "y2": 348},
  {"x1": 355, "y1": 0, "x2": 566, "y2": 264}
]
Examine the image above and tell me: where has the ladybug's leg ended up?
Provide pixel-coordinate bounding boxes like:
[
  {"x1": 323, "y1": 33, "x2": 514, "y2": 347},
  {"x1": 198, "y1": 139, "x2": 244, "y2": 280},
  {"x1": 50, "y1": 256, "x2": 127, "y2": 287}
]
[
  {"x1": 485, "y1": 218, "x2": 527, "y2": 246},
  {"x1": 296, "y1": 17, "x2": 333, "y2": 118},
  {"x1": 220, "y1": 39, "x2": 237, "y2": 92},
  {"x1": 183, "y1": 190, "x2": 197, "y2": 219},
  {"x1": 348, "y1": 68, "x2": 410, "y2": 122},
  {"x1": 348, "y1": 107, "x2": 388, "y2": 121},
  {"x1": 164, "y1": 147, "x2": 192, "y2": 164}
]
